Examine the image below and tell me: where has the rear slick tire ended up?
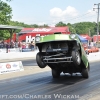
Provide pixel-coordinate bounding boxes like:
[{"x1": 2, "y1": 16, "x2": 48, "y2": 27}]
[
  {"x1": 82, "y1": 68, "x2": 89, "y2": 78},
  {"x1": 52, "y1": 69, "x2": 60, "y2": 78},
  {"x1": 36, "y1": 52, "x2": 46, "y2": 68}
]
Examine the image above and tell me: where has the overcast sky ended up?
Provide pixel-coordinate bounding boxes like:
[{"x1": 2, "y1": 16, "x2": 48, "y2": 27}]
[{"x1": 3, "y1": 0, "x2": 100, "y2": 26}]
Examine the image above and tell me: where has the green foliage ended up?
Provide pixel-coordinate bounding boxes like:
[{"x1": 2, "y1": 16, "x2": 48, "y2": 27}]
[
  {"x1": 55, "y1": 21, "x2": 67, "y2": 27},
  {"x1": 67, "y1": 23, "x2": 76, "y2": 33},
  {"x1": 9, "y1": 21, "x2": 49, "y2": 28},
  {"x1": 55, "y1": 21, "x2": 98, "y2": 36},
  {"x1": 0, "y1": 0, "x2": 99, "y2": 39},
  {"x1": 0, "y1": 0, "x2": 12, "y2": 24},
  {"x1": 0, "y1": 0, "x2": 12, "y2": 40},
  {"x1": 0, "y1": 30, "x2": 10, "y2": 40},
  {"x1": 38, "y1": 24, "x2": 49, "y2": 28},
  {"x1": 5, "y1": 0, "x2": 12, "y2": 1},
  {"x1": 9, "y1": 21, "x2": 99, "y2": 37},
  {"x1": 74, "y1": 22, "x2": 97, "y2": 36},
  {"x1": 31, "y1": 24, "x2": 38, "y2": 28}
]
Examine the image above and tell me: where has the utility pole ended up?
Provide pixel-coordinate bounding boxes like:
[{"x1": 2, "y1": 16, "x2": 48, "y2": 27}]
[{"x1": 93, "y1": 3, "x2": 100, "y2": 42}]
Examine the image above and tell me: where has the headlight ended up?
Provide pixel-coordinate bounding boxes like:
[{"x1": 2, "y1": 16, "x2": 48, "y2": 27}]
[
  {"x1": 70, "y1": 34, "x2": 76, "y2": 39},
  {"x1": 35, "y1": 36, "x2": 40, "y2": 42}
]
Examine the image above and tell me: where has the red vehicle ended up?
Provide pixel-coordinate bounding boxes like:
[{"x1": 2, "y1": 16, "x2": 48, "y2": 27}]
[{"x1": 85, "y1": 46, "x2": 99, "y2": 53}]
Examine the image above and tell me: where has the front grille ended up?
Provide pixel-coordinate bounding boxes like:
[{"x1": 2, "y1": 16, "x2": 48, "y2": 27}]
[
  {"x1": 51, "y1": 44, "x2": 58, "y2": 49},
  {"x1": 50, "y1": 42, "x2": 68, "y2": 49}
]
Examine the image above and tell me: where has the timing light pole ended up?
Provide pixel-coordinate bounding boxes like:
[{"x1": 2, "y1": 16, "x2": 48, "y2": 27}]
[{"x1": 93, "y1": 3, "x2": 100, "y2": 42}]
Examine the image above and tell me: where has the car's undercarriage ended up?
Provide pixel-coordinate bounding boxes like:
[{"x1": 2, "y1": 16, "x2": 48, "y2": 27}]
[
  {"x1": 36, "y1": 40, "x2": 89, "y2": 78},
  {"x1": 37, "y1": 41, "x2": 80, "y2": 64}
]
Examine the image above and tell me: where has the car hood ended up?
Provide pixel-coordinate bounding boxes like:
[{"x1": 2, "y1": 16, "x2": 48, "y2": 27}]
[{"x1": 36, "y1": 34, "x2": 77, "y2": 43}]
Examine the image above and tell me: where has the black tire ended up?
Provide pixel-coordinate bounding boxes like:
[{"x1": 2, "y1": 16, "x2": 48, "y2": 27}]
[
  {"x1": 81, "y1": 62, "x2": 90, "y2": 78},
  {"x1": 88, "y1": 63, "x2": 90, "y2": 71},
  {"x1": 72, "y1": 50, "x2": 81, "y2": 67},
  {"x1": 82, "y1": 68, "x2": 89, "y2": 78},
  {"x1": 52, "y1": 69, "x2": 60, "y2": 78},
  {"x1": 36, "y1": 52, "x2": 46, "y2": 68}
]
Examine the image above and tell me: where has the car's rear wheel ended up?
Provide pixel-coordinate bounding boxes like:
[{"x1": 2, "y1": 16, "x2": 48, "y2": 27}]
[
  {"x1": 72, "y1": 50, "x2": 81, "y2": 67},
  {"x1": 81, "y1": 63, "x2": 90, "y2": 78},
  {"x1": 52, "y1": 69, "x2": 60, "y2": 78},
  {"x1": 36, "y1": 52, "x2": 46, "y2": 68}
]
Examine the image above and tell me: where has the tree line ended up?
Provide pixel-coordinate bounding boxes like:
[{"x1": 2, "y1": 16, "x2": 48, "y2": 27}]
[{"x1": 0, "y1": 0, "x2": 99, "y2": 40}]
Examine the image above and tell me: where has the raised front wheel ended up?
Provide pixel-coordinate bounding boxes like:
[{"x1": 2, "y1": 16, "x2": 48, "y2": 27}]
[{"x1": 36, "y1": 52, "x2": 46, "y2": 68}]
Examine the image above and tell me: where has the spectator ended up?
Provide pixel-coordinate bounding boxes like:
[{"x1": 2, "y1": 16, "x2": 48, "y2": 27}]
[
  {"x1": 15, "y1": 41, "x2": 18, "y2": 48},
  {"x1": 30, "y1": 41, "x2": 34, "y2": 51},
  {"x1": 22, "y1": 43, "x2": 26, "y2": 49},
  {"x1": 18, "y1": 42, "x2": 22, "y2": 52},
  {"x1": 6, "y1": 42, "x2": 9, "y2": 53}
]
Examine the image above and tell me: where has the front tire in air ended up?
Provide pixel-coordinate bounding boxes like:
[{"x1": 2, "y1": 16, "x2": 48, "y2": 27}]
[{"x1": 36, "y1": 52, "x2": 46, "y2": 68}]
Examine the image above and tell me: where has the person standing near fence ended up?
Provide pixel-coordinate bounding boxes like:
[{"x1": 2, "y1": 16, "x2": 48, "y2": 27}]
[
  {"x1": 6, "y1": 42, "x2": 9, "y2": 53},
  {"x1": 30, "y1": 41, "x2": 34, "y2": 51},
  {"x1": 18, "y1": 42, "x2": 22, "y2": 52}
]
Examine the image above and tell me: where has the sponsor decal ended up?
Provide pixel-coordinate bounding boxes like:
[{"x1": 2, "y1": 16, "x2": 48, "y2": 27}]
[
  {"x1": 0, "y1": 61, "x2": 24, "y2": 74},
  {"x1": 13, "y1": 64, "x2": 18, "y2": 67},
  {"x1": 26, "y1": 35, "x2": 35, "y2": 43},
  {"x1": 26, "y1": 34, "x2": 48, "y2": 43},
  {"x1": 0, "y1": 66, "x2": 2, "y2": 68},
  {"x1": 6, "y1": 64, "x2": 11, "y2": 69}
]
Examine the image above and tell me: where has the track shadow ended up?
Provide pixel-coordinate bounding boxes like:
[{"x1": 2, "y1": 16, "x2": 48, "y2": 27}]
[
  {"x1": 29, "y1": 72, "x2": 86, "y2": 86},
  {"x1": 50, "y1": 73, "x2": 85, "y2": 85}
]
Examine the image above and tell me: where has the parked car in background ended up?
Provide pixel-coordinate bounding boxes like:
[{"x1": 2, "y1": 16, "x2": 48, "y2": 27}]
[{"x1": 85, "y1": 46, "x2": 99, "y2": 53}]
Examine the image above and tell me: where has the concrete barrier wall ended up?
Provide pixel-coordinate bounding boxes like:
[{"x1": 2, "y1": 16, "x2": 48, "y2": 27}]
[
  {"x1": 0, "y1": 50, "x2": 100, "y2": 62},
  {"x1": 0, "y1": 50, "x2": 39, "y2": 60},
  {"x1": 0, "y1": 48, "x2": 20, "y2": 53},
  {"x1": 87, "y1": 52, "x2": 100, "y2": 62}
]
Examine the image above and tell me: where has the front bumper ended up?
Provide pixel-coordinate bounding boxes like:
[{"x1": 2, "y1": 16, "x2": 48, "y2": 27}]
[{"x1": 43, "y1": 53, "x2": 73, "y2": 63}]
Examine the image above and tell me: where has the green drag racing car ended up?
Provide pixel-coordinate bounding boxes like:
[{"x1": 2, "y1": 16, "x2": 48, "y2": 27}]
[{"x1": 35, "y1": 32, "x2": 90, "y2": 78}]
